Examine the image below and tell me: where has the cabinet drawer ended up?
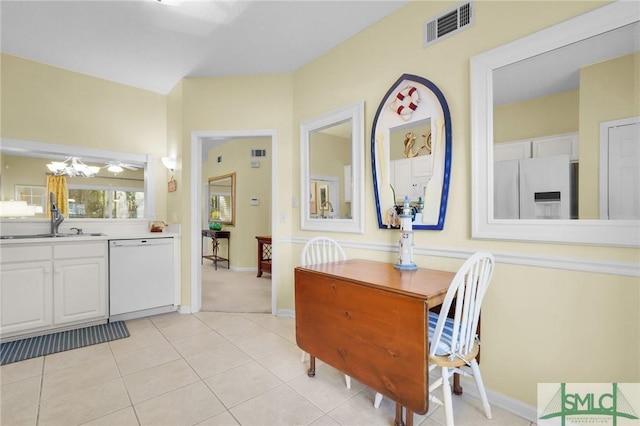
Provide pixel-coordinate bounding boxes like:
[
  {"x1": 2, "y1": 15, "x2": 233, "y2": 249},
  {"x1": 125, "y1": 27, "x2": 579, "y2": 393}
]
[
  {"x1": 1, "y1": 244, "x2": 52, "y2": 263},
  {"x1": 54, "y1": 242, "x2": 107, "y2": 259}
]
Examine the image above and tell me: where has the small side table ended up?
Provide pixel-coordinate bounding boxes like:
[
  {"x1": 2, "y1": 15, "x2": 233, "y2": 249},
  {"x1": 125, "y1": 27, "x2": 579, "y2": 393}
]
[
  {"x1": 255, "y1": 236, "x2": 272, "y2": 277},
  {"x1": 202, "y1": 230, "x2": 230, "y2": 270}
]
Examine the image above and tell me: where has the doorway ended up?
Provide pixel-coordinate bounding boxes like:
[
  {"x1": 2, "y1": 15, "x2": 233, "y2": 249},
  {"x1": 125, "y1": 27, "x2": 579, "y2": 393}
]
[{"x1": 190, "y1": 130, "x2": 278, "y2": 315}]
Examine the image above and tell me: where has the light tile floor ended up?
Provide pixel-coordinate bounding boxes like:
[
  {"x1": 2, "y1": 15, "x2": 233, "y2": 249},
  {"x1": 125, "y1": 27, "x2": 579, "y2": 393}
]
[{"x1": 1, "y1": 312, "x2": 535, "y2": 426}]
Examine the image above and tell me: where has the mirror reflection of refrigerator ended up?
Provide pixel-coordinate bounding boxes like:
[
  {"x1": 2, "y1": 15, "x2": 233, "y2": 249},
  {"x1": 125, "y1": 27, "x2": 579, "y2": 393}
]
[{"x1": 494, "y1": 155, "x2": 571, "y2": 219}]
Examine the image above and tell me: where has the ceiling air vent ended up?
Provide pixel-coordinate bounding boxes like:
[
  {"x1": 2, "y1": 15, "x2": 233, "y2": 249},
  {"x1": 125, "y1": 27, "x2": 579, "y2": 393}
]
[
  {"x1": 424, "y1": 1, "x2": 474, "y2": 48},
  {"x1": 251, "y1": 149, "x2": 267, "y2": 158}
]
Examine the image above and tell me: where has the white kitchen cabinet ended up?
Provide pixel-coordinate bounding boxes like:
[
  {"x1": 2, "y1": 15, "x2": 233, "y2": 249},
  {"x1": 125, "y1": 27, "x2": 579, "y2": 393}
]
[
  {"x1": 0, "y1": 240, "x2": 108, "y2": 340},
  {"x1": 494, "y1": 132, "x2": 578, "y2": 162},
  {"x1": 532, "y1": 133, "x2": 579, "y2": 161},
  {"x1": 494, "y1": 139, "x2": 532, "y2": 161},
  {"x1": 391, "y1": 156, "x2": 432, "y2": 202},
  {"x1": 0, "y1": 256, "x2": 53, "y2": 335},
  {"x1": 53, "y1": 242, "x2": 107, "y2": 325}
]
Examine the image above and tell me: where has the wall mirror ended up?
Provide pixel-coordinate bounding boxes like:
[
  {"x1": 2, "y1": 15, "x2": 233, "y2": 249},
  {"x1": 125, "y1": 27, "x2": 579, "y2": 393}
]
[
  {"x1": 300, "y1": 100, "x2": 364, "y2": 233},
  {"x1": 371, "y1": 74, "x2": 452, "y2": 230},
  {"x1": 207, "y1": 172, "x2": 235, "y2": 226},
  {"x1": 470, "y1": 1, "x2": 639, "y2": 247},
  {"x1": 0, "y1": 138, "x2": 154, "y2": 220}
]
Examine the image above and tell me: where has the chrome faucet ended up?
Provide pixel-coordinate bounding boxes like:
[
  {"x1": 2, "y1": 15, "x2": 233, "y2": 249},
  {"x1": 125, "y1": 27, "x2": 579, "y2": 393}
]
[
  {"x1": 49, "y1": 192, "x2": 64, "y2": 235},
  {"x1": 320, "y1": 201, "x2": 334, "y2": 218}
]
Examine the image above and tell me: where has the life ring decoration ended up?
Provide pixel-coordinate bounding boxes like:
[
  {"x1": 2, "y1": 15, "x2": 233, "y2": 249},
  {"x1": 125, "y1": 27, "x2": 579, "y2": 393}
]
[{"x1": 389, "y1": 84, "x2": 420, "y2": 120}]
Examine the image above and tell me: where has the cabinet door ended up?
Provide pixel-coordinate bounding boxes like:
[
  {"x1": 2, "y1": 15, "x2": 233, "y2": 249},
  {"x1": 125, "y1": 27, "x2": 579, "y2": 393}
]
[
  {"x1": 53, "y1": 257, "x2": 107, "y2": 325},
  {"x1": 494, "y1": 140, "x2": 532, "y2": 161},
  {"x1": 532, "y1": 133, "x2": 578, "y2": 161},
  {"x1": 391, "y1": 158, "x2": 412, "y2": 202},
  {"x1": 0, "y1": 261, "x2": 53, "y2": 334}
]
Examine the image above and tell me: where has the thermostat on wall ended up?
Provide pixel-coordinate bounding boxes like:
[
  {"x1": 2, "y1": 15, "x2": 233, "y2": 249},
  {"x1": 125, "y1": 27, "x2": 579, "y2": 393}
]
[{"x1": 250, "y1": 198, "x2": 259, "y2": 206}]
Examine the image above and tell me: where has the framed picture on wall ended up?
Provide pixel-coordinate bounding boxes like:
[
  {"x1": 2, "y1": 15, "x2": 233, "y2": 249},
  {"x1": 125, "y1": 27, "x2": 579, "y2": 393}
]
[
  {"x1": 310, "y1": 181, "x2": 317, "y2": 214},
  {"x1": 317, "y1": 183, "x2": 329, "y2": 210}
]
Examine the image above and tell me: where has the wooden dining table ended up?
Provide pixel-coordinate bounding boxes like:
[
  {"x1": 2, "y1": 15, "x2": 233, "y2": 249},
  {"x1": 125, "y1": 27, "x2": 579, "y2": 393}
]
[{"x1": 294, "y1": 259, "x2": 456, "y2": 426}]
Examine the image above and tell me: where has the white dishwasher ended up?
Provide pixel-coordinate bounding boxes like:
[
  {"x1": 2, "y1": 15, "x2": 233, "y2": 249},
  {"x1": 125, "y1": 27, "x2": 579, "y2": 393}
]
[{"x1": 109, "y1": 238, "x2": 174, "y2": 321}]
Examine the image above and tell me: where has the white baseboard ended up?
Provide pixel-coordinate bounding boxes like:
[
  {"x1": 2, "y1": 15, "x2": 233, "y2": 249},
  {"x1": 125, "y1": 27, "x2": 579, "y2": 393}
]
[
  {"x1": 462, "y1": 380, "x2": 537, "y2": 423},
  {"x1": 276, "y1": 309, "x2": 295, "y2": 318}
]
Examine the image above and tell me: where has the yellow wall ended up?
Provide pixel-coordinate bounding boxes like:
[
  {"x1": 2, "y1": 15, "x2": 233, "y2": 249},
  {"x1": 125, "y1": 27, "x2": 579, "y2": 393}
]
[
  {"x1": 1, "y1": 0, "x2": 638, "y2": 412},
  {"x1": 493, "y1": 90, "x2": 579, "y2": 143},
  {"x1": 0, "y1": 54, "x2": 168, "y2": 221},
  {"x1": 579, "y1": 53, "x2": 640, "y2": 219},
  {"x1": 289, "y1": 0, "x2": 638, "y2": 408},
  {"x1": 309, "y1": 131, "x2": 351, "y2": 217},
  {"x1": 176, "y1": 74, "x2": 294, "y2": 306}
]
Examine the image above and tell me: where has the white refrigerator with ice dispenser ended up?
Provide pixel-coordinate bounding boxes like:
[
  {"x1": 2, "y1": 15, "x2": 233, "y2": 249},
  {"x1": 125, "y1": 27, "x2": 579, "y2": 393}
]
[{"x1": 494, "y1": 154, "x2": 571, "y2": 220}]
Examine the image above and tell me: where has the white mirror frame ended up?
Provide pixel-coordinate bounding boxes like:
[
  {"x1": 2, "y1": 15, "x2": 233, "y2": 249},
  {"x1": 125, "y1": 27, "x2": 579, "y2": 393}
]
[
  {"x1": 470, "y1": 1, "x2": 640, "y2": 247},
  {"x1": 300, "y1": 100, "x2": 365, "y2": 233}
]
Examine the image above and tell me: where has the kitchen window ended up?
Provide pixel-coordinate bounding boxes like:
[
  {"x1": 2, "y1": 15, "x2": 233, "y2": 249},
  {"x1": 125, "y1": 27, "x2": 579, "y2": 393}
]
[
  {"x1": 14, "y1": 185, "x2": 47, "y2": 213},
  {"x1": 68, "y1": 185, "x2": 144, "y2": 219}
]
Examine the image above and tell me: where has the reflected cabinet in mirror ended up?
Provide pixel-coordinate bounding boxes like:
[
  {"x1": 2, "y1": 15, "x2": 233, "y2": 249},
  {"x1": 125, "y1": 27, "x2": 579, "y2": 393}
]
[
  {"x1": 471, "y1": 1, "x2": 639, "y2": 246},
  {"x1": 371, "y1": 74, "x2": 452, "y2": 230},
  {"x1": 300, "y1": 101, "x2": 364, "y2": 233},
  {"x1": 208, "y1": 172, "x2": 235, "y2": 226}
]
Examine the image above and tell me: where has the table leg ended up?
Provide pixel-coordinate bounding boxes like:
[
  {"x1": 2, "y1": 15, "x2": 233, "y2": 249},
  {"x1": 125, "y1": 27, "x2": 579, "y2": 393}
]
[
  {"x1": 257, "y1": 241, "x2": 263, "y2": 277},
  {"x1": 307, "y1": 355, "x2": 316, "y2": 377},
  {"x1": 454, "y1": 373, "x2": 463, "y2": 395},
  {"x1": 394, "y1": 403, "x2": 405, "y2": 426},
  {"x1": 212, "y1": 238, "x2": 219, "y2": 271},
  {"x1": 395, "y1": 403, "x2": 403, "y2": 426}
]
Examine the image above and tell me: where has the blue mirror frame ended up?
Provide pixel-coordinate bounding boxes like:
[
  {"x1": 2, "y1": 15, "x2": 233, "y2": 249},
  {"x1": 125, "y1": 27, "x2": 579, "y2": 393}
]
[{"x1": 371, "y1": 73, "x2": 452, "y2": 230}]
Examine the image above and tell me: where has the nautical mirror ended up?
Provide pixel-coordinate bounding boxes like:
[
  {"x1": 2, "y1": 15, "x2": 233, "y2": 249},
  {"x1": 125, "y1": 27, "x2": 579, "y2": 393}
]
[{"x1": 371, "y1": 74, "x2": 452, "y2": 230}]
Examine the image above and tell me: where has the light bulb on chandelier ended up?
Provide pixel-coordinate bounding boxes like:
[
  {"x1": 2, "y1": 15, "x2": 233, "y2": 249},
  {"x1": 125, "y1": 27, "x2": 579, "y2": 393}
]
[{"x1": 46, "y1": 157, "x2": 100, "y2": 178}]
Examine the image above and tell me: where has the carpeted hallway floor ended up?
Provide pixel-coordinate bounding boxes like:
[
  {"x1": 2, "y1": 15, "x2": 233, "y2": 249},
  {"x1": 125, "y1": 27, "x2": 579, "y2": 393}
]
[{"x1": 201, "y1": 263, "x2": 271, "y2": 313}]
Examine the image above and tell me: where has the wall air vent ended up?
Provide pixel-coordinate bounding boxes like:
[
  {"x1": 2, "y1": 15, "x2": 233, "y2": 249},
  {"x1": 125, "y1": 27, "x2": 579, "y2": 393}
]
[
  {"x1": 251, "y1": 149, "x2": 267, "y2": 158},
  {"x1": 424, "y1": 1, "x2": 474, "y2": 48}
]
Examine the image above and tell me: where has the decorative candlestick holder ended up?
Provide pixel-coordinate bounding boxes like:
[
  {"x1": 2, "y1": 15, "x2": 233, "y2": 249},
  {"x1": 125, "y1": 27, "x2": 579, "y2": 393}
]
[{"x1": 395, "y1": 196, "x2": 417, "y2": 271}]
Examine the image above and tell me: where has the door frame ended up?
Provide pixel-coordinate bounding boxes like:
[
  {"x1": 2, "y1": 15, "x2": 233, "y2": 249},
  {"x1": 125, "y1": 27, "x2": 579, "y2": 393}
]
[{"x1": 190, "y1": 129, "x2": 277, "y2": 314}]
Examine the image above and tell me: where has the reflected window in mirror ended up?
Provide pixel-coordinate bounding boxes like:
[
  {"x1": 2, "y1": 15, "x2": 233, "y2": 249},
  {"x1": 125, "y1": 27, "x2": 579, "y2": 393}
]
[
  {"x1": 371, "y1": 74, "x2": 452, "y2": 230},
  {"x1": 0, "y1": 139, "x2": 151, "y2": 220},
  {"x1": 470, "y1": 1, "x2": 640, "y2": 246},
  {"x1": 300, "y1": 101, "x2": 364, "y2": 234},
  {"x1": 208, "y1": 173, "x2": 235, "y2": 226}
]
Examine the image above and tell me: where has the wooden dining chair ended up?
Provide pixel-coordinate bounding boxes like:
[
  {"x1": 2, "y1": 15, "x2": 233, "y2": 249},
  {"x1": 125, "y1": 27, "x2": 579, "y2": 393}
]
[
  {"x1": 374, "y1": 252, "x2": 495, "y2": 426},
  {"x1": 299, "y1": 236, "x2": 351, "y2": 389}
]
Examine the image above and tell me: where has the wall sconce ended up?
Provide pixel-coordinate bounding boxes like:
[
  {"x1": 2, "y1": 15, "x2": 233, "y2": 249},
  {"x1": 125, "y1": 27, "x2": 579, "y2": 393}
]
[{"x1": 162, "y1": 156, "x2": 177, "y2": 192}]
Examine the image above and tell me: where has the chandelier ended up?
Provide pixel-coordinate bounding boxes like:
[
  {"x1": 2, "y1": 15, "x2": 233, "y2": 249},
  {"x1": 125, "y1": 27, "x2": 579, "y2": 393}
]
[{"x1": 46, "y1": 157, "x2": 100, "y2": 178}]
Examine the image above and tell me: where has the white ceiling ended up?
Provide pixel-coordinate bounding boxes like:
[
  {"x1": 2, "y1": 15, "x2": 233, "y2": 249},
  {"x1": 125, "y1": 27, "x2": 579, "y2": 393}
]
[
  {"x1": 493, "y1": 21, "x2": 639, "y2": 106},
  {"x1": 0, "y1": 0, "x2": 409, "y2": 95}
]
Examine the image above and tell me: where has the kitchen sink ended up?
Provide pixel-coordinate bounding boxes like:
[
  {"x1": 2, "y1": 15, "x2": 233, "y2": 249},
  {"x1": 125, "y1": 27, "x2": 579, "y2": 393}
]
[
  {"x1": 0, "y1": 233, "x2": 55, "y2": 239},
  {"x1": 57, "y1": 233, "x2": 106, "y2": 237},
  {"x1": 0, "y1": 233, "x2": 106, "y2": 239}
]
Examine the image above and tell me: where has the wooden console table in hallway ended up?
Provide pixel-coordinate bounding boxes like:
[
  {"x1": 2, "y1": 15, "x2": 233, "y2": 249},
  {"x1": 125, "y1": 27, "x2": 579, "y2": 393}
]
[
  {"x1": 295, "y1": 259, "x2": 455, "y2": 426},
  {"x1": 255, "y1": 236, "x2": 272, "y2": 277},
  {"x1": 202, "y1": 230, "x2": 230, "y2": 270}
]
